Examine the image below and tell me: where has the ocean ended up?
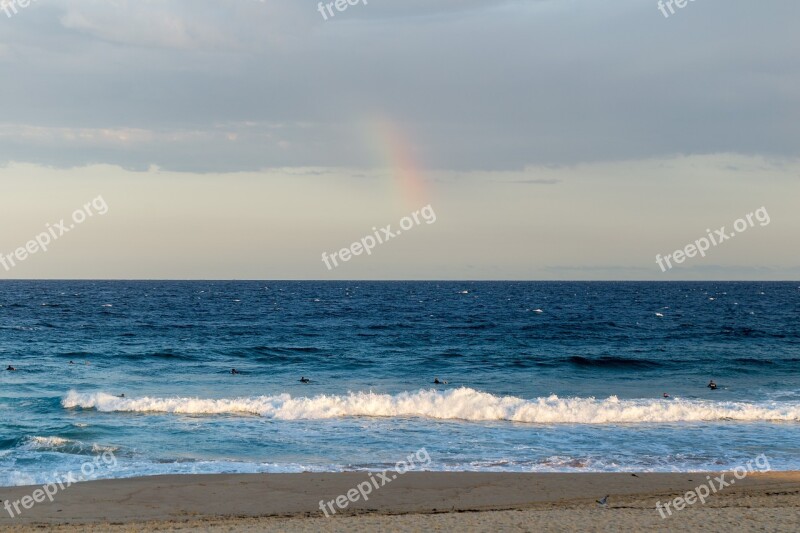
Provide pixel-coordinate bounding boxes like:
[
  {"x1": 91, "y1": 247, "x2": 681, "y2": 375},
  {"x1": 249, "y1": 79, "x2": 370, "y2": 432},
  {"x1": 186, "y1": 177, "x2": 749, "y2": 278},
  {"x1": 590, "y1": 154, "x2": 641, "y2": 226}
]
[{"x1": 1, "y1": 281, "x2": 798, "y2": 486}]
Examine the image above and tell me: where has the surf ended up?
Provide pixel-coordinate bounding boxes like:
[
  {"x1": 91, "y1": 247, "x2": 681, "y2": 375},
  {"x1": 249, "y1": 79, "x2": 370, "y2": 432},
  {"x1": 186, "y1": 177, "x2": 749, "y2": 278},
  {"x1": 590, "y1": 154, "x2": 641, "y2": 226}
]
[{"x1": 62, "y1": 388, "x2": 800, "y2": 424}]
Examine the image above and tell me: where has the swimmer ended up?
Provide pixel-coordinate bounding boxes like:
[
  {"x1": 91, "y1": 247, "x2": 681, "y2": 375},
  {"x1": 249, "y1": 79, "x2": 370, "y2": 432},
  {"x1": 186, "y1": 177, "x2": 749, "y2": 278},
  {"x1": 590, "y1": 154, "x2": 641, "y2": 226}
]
[
  {"x1": 663, "y1": 392, "x2": 670, "y2": 398},
  {"x1": 708, "y1": 380, "x2": 717, "y2": 390}
]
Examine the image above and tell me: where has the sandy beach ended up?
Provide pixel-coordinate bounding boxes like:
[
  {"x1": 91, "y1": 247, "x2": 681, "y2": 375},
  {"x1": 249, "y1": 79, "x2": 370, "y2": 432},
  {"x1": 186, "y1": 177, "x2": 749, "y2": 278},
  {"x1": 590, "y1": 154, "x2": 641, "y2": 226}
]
[{"x1": 1, "y1": 471, "x2": 798, "y2": 532}]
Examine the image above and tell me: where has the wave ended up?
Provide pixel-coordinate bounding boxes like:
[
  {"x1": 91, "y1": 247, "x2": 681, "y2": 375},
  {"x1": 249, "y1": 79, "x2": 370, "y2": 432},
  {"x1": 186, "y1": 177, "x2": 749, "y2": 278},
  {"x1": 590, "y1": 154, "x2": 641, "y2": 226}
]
[
  {"x1": 567, "y1": 356, "x2": 662, "y2": 369},
  {"x1": 23, "y1": 436, "x2": 118, "y2": 455},
  {"x1": 62, "y1": 388, "x2": 800, "y2": 424}
]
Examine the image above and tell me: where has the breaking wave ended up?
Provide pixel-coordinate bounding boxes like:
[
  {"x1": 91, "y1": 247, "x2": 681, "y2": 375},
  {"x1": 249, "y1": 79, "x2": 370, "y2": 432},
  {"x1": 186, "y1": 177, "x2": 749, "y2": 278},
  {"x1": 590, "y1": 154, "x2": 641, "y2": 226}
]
[{"x1": 62, "y1": 388, "x2": 800, "y2": 424}]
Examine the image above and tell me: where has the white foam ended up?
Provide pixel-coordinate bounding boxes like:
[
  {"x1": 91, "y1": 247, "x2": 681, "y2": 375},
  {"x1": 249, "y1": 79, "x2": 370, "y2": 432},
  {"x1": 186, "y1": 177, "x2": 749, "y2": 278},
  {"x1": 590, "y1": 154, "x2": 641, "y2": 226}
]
[
  {"x1": 23, "y1": 436, "x2": 118, "y2": 453},
  {"x1": 28, "y1": 436, "x2": 72, "y2": 448},
  {"x1": 62, "y1": 388, "x2": 800, "y2": 424}
]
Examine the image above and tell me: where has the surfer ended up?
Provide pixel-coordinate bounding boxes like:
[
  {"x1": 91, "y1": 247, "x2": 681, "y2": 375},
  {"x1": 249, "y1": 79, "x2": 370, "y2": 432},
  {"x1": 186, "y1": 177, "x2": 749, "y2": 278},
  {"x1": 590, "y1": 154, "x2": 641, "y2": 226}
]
[
  {"x1": 5, "y1": 365, "x2": 16, "y2": 371},
  {"x1": 434, "y1": 377, "x2": 448, "y2": 385},
  {"x1": 707, "y1": 380, "x2": 717, "y2": 390},
  {"x1": 300, "y1": 377, "x2": 310, "y2": 383},
  {"x1": 231, "y1": 368, "x2": 240, "y2": 375},
  {"x1": 663, "y1": 392, "x2": 670, "y2": 398},
  {"x1": 118, "y1": 394, "x2": 125, "y2": 398}
]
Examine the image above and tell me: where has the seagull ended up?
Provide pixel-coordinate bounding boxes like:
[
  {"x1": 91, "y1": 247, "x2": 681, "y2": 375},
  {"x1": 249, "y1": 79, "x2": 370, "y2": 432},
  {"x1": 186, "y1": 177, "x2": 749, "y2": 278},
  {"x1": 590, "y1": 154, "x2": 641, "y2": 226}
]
[{"x1": 596, "y1": 495, "x2": 609, "y2": 506}]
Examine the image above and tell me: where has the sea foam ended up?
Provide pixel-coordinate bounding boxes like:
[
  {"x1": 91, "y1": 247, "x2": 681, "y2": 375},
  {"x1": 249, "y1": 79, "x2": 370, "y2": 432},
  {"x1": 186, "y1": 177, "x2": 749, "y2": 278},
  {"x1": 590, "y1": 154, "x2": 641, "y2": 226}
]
[{"x1": 62, "y1": 388, "x2": 800, "y2": 424}]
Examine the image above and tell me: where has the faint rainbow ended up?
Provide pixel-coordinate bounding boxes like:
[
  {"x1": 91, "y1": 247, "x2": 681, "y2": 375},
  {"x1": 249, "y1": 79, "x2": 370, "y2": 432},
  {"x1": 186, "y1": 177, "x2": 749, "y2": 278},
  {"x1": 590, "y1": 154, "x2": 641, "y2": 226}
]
[{"x1": 361, "y1": 117, "x2": 429, "y2": 208}]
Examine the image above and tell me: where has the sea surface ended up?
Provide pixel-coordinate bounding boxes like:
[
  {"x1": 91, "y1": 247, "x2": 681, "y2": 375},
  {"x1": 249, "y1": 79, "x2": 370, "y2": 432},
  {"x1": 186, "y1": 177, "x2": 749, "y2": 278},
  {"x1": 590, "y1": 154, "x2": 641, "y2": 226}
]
[{"x1": 1, "y1": 281, "x2": 799, "y2": 486}]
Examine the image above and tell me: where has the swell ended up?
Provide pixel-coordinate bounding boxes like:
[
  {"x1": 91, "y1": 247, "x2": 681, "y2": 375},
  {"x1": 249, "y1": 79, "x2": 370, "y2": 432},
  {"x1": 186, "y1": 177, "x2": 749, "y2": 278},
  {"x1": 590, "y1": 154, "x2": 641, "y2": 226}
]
[{"x1": 566, "y1": 356, "x2": 662, "y2": 369}]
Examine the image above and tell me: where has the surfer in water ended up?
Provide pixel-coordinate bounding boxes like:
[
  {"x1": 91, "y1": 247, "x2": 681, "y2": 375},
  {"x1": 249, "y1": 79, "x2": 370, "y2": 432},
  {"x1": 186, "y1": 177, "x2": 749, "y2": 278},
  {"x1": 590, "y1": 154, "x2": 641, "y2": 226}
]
[
  {"x1": 300, "y1": 377, "x2": 310, "y2": 383},
  {"x1": 663, "y1": 392, "x2": 670, "y2": 398},
  {"x1": 6, "y1": 365, "x2": 16, "y2": 371},
  {"x1": 433, "y1": 377, "x2": 448, "y2": 385},
  {"x1": 707, "y1": 380, "x2": 717, "y2": 390},
  {"x1": 231, "y1": 368, "x2": 240, "y2": 375}
]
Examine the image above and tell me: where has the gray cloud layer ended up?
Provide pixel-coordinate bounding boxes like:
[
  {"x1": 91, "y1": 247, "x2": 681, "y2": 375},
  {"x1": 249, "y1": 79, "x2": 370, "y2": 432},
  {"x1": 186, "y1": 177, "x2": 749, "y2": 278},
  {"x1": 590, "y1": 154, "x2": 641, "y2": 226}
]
[{"x1": 0, "y1": 0, "x2": 798, "y2": 172}]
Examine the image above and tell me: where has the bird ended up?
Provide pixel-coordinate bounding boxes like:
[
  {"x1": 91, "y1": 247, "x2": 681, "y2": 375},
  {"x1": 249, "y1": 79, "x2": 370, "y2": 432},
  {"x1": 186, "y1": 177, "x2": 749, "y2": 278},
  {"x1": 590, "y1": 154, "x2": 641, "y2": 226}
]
[{"x1": 596, "y1": 495, "x2": 609, "y2": 506}]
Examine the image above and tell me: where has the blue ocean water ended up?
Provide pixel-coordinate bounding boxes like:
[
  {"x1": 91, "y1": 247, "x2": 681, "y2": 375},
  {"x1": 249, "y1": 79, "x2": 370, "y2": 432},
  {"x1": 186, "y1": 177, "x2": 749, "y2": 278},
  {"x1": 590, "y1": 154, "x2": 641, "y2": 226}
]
[{"x1": 1, "y1": 281, "x2": 799, "y2": 486}]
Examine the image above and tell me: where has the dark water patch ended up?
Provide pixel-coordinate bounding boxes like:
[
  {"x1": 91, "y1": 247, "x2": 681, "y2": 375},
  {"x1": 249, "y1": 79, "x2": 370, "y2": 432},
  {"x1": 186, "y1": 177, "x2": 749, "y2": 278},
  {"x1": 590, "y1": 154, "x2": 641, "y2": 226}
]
[
  {"x1": 567, "y1": 356, "x2": 663, "y2": 370},
  {"x1": 226, "y1": 345, "x2": 324, "y2": 362},
  {"x1": 732, "y1": 358, "x2": 776, "y2": 366},
  {"x1": 282, "y1": 346, "x2": 323, "y2": 353},
  {"x1": 445, "y1": 323, "x2": 497, "y2": 330},
  {"x1": 115, "y1": 350, "x2": 197, "y2": 361},
  {"x1": 719, "y1": 327, "x2": 786, "y2": 339},
  {"x1": 367, "y1": 323, "x2": 415, "y2": 330}
]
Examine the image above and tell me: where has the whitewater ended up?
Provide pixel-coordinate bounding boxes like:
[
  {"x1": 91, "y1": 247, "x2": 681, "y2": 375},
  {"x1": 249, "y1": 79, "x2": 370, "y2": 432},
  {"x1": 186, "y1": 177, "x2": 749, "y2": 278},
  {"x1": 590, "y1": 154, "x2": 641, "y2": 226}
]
[{"x1": 62, "y1": 388, "x2": 800, "y2": 424}]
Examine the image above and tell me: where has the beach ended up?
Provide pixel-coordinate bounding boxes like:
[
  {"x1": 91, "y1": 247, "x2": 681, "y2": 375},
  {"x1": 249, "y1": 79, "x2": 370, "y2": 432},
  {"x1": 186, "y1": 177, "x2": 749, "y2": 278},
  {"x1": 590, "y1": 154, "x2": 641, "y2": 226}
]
[
  {"x1": 1, "y1": 471, "x2": 799, "y2": 532},
  {"x1": 2, "y1": 282, "x2": 799, "y2": 531},
  {"x1": 3, "y1": 0, "x2": 799, "y2": 527}
]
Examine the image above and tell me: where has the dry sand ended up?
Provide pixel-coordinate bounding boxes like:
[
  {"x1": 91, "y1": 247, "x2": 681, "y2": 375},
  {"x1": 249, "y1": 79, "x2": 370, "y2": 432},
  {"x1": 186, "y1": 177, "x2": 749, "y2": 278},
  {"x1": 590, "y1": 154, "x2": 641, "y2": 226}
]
[{"x1": 1, "y1": 471, "x2": 798, "y2": 532}]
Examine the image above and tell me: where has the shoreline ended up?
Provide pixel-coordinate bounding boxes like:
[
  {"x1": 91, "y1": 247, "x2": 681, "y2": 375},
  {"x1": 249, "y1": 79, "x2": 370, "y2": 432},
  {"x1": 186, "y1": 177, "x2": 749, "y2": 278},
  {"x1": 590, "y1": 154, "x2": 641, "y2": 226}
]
[{"x1": 1, "y1": 471, "x2": 799, "y2": 531}]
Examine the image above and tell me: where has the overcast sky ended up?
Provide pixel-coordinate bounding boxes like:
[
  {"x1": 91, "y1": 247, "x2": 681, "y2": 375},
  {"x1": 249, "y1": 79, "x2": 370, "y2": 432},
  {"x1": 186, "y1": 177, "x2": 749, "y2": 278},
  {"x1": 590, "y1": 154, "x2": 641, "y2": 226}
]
[{"x1": 0, "y1": 0, "x2": 798, "y2": 279}]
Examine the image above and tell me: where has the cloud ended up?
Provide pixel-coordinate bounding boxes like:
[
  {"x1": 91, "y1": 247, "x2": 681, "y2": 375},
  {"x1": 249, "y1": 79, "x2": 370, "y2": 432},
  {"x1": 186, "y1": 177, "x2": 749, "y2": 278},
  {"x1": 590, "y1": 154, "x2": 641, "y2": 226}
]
[
  {"x1": 58, "y1": 2, "x2": 232, "y2": 50},
  {"x1": 0, "y1": 0, "x2": 797, "y2": 172},
  {"x1": 505, "y1": 179, "x2": 561, "y2": 185}
]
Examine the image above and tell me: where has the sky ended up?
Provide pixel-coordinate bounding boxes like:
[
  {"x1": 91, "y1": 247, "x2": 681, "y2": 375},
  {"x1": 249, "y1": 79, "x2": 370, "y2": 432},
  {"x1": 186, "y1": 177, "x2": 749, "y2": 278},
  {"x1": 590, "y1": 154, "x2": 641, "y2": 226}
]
[{"x1": 0, "y1": 0, "x2": 798, "y2": 280}]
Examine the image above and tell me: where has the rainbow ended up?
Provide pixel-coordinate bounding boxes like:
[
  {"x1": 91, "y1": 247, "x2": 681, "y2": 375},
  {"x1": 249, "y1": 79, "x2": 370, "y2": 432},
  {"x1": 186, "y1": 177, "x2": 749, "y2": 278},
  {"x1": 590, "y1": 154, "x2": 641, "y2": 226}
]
[{"x1": 362, "y1": 116, "x2": 429, "y2": 208}]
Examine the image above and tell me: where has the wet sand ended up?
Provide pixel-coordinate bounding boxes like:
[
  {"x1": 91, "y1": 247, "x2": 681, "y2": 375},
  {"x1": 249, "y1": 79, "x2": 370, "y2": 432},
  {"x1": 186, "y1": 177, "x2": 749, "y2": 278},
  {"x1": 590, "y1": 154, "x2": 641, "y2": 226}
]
[{"x1": 1, "y1": 471, "x2": 798, "y2": 531}]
